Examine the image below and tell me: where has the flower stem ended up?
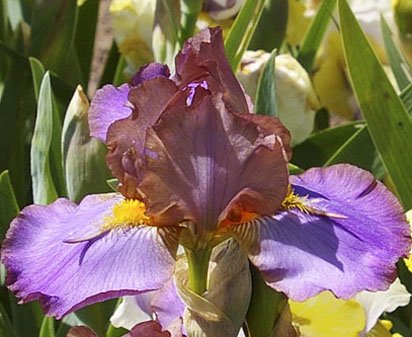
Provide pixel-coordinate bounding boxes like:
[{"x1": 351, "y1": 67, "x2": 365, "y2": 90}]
[{"x1": 185, "y1": 247, "x2": 212, "y2": 295}]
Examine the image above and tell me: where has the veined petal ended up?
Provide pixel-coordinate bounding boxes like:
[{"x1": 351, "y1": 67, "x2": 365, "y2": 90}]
[
  {"x1": 238, "y1": 164, "x2": 410, "y2": 300},
  {"x1": 89, "y1": 84, "x2": 132, "y2": 143},
  {"x1": 140, "y1": 93, "x2": 289, "y2": 233},
  {"x1": 174, "y1": 27, "x2": 250, "y2": 115},
  {"x1": 1, "y1": 194, "x2": 177, "y2": 318},
  {"x1": 111, "y1": 278, "x2": 185, "y2": 332},
  {"x1": 89, "y1": 63, "x2": 171, "y2": 145},
  {"x1": 152, "y1": 279, "x2": 186, "y2": 329},
  {"x1": 106, "y1": 77, "x2": 180, "y2": 198},
  {"x1": 130, "y1": 63, "x2": 171, "y2": 86}
]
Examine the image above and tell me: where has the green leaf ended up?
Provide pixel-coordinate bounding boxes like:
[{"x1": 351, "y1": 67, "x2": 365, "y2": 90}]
[
  {"x1": 297, "y1": 0, "x2": 337, "y2": 72},
  {"x1": 0, "y1": 43, "x2": 34, "y2": 206},
  {"x1": 0, "y1": 40, "x2": 27, "y2": 64},
  {"x1": 39, "y1": 317, "x2": 55, "y2": 337},
  {"x1": 98, "y1": 43, "x2": 121, "y2": 88},
  {"x1": 0, "y1": 0, "x2": 12, "y2": 46},
  {"x1": 74, "y1": 0, "x2": 99, "y2": 86},
  {"x1": 248, "y1": 0, "x2": 288, "y2": 52},
  {"x1": 313, "y1": 108, "x2": 330, "y2": 132},
  {"x1": 30, "y1": 72, "x2": 59, "y2": 204},
  {"x1": 0, "y1": 170, "x2": 19, "y2": 241},
  {"x1": 30, "y1": 0, "x2": 78, "y2": 73},
  {"x1": 246, "y1": 265, "x2": 288, "y2": 337},
  {"x1": 224, "y1": 0, "x2": 266, "y2": 71},
  {"x1": 105, "y1": 325, "x2": 128, "y2": 337},
  {"x1": 0, "y1": 301, "x2": 16, "y2": 337},
  {"x1": 29, "y1": 57, "x2": 46, "y2": 101},
  {"x1": 255, "y1": 49, "x2": 277, "y2": 117},
  {"x1": 292, "y1": 122, "x2": 365, "y2": 169},
  {"x1": 324, "y1": 125, "x2": 383, "y2": 178},
  {"x1": 106, "y1": 178, "x2": 119, "y2": 192},
  {"x1": 381, "y1": 16, "x2": 412, "y2": 91},
  {"x1": 400, "y1": 83, "x2": 412, "y2": 114},
  {"x1": 9, "y1": 300, "x2": 44, "y2": 337},
  {"x1": 339, "y1": 0, "x2": 412, "y2": 209},
  {"x1": 179, "y1": 0, "x2": 202, "y2": 44},
  {"x1": 112, "y1": 56, "x2": 127, "y2": 86},
  {"x1": 73, "y1": 300, "x2": 117, "y2": 337},
  {"x1": 288, "y1": 163, "x2": 304, "y2": 175},
  {"x1": 62, "y1": 86, "x2": 110, "y2": 202}
]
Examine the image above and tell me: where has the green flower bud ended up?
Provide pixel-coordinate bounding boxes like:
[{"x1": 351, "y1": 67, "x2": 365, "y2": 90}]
[
  {"x1": 62, "y1": 86, "x2": 110, "y2": 202},
  {"x1": 175, "y1": 240, "x2": 252, "y2": 337}
]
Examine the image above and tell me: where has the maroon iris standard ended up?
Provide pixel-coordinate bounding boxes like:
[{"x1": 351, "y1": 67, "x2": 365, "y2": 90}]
[{"x1": 1, "y1": 28, "x2": 410, "y2": 319}]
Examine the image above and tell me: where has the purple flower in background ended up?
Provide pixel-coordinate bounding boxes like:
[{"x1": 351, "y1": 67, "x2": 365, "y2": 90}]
[{"x1": 1, "y1": 27, "x2": 410, "y2": 320}]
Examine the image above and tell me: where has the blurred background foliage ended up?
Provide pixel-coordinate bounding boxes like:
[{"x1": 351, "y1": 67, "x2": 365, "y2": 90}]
[{"x1": 0, "y1": 0, "x2": 412, "y2": 336}]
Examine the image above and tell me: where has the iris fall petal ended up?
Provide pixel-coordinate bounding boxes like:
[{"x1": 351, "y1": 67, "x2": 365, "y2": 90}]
[
  {"x1": 238, "y1": 164, "x2": 410, "y2": 300},
  {"x1": 1, "y1": 194, "x2": 176, "y2": 318}
]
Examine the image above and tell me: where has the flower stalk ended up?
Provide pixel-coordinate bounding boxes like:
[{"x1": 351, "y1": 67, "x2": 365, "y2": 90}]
[{"x1": 185, "y1": 247, "x2": 212, "y2": 295}]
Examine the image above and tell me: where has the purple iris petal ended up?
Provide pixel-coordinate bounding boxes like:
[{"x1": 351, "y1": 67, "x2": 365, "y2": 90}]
[
  {"x1": 152, "y1": 279, "x2": 186, "y2": 329},
  {"x1": 106, "y1": 77, "x2": 180, "y2": 198},
  {"x1": 240, "y1": 164, "x2": 410, "y2": 301},
  {"x1": 88, "y1": 84, "x2": 132, "y2": 143},
  {"x1": 89, "y1": 63, "x2": 171, "y2": 144},
  {"x1": 1, "y1": 194, "x2": 176, "y2": 318},
  {"x1": 113, "y1": 279, "x2": 185, "y2": 336},
  {"x1": 131, "y1": 63, "x2": 171, "y2": 87}
]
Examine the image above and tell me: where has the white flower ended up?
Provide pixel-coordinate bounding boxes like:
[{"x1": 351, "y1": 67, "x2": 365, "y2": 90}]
[
  {"x1": 109, "y1": 0, "x2": 156, "y2": 72},
  {"x1": 237, "y1": 51, "x2": 319, "y2": 145},
  {"x1": 355, "y1": 278, "x2": 410, "y2": 335}
]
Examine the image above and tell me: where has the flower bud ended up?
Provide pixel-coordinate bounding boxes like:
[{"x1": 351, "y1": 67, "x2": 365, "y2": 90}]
[
  {"x1": 237, "y1": 51, "x2": 319, "y2": 145},
  {"x1": 175, "y1": 240, "x2": 252, "y2": 337},
  {"x1": 62, "y1": 86, "x2": 110, "y2": 202},
  {"x1": 109, "y1": 0, "x2": 155, "y2": 73}
]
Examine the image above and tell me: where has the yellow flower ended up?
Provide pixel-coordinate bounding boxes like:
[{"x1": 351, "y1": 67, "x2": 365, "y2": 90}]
[
  {"x1": 289, "y1": 279, "x2": 410, "y2": 337},
  {"x1": 289, "y1": 291, "x2": 366, "y2": 337},
  {"x1": 285, "y1": 0, "x2": 312, "y2": 46}
]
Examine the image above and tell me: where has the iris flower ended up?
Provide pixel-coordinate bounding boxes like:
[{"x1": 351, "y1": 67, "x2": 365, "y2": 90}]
[{"x1": 1, "y1": 28, "x2": 410, "y2": 321}]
